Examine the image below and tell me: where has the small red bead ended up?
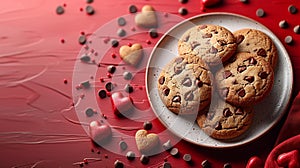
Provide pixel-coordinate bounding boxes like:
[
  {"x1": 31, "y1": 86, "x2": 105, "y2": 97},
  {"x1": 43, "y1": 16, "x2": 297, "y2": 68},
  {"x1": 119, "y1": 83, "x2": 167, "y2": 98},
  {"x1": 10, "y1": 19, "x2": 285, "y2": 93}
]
[
  {"x1": 127, "y1": 43, "x2": 132, "y2": 47},
  {"x1": 80, "y1": 8, "x2": 83, "y2": 12},
  {"x1": 146, "y1": 40, "x2": 151, "y2": 44},
  {"x1": 60, "y1": 38, "x2": 65, "y2": 43},
  {"x1": 111, "y1": 53, "x2": 117, "y2": 58},
  {"x1": 83, "y1": 158, "x2": 88, "y2": 164},
  {"x1": 107, "y1": 73, "x2": 112, "y2": 78},
  {"x1": 81, "y1": 31, "x2": 85, "y2": 35},
  {"x1": 63, "y1": 3, "x2": 67, "y2": 7},
  {"x1": 100, "y1": 78, "x2": 105, "y2": 82},
  {"x1": 63, "y1": 79, "x2": 68, "y2": 84}
]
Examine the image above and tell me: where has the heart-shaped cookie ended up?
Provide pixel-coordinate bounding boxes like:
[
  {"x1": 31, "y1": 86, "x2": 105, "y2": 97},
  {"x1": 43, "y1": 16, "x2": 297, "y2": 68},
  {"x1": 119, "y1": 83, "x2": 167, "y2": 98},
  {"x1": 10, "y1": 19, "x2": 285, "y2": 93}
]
[
  {"x1": 246, "y1": 156, "x2": 264, "y2": 168},
  {"x1": 111, "y1": 92, "x2": 133, "y2": 117},
  {"x1": 277, "y1": 150, "x2": 300, "y2": 168},
  {"x1": 202, "y1": 0, "x2": 222, "y2": 7},
  {"x1": 119, "y1": 43, "x2": 143, "y2": 66},
  {"x1": 135, "y1": 129, "x2": 159, "y2": 154},
  {"x1": 89, "y1": 121, "x2": 112, "y2": 145},
  {"x1": 134, "y1": 5, "x2": 158, "y2": 28}
]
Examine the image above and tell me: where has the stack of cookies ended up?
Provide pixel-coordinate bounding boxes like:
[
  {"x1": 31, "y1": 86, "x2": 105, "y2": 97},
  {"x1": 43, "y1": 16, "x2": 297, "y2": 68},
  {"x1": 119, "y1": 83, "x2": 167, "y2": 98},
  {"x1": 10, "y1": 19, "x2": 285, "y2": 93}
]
[{"x1": 157, "y1": 24, "x2": 277, "y2": 140}]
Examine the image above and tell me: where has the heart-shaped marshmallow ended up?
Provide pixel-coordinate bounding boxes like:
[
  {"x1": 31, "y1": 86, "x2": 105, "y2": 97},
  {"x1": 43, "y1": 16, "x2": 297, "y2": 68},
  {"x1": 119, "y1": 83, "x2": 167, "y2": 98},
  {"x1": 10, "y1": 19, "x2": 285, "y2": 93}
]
[
  {"x1": 246, "y1": 156, "x2": 264, "y2": 168},
  {"x1": 111, "y1": 92, "x2": 133, "y2": 117},
  {"x1": 134, "y1": 5, "x2": 158, "y2": 28},
  {"x1": 119, "y1": 43, "x2": 143, "y2": 66},
  {"x1": 202, "y1": 0, "x2": 222, "y2": 7},
  {"x1": 135, "y1": 129, "x2": 159, "y2": 154},
  {"x1": 89, "y1": 121, "x2": 112, "y2": 144},
  {"x1": 277, "y1": 150, "x2": 300, "y2": 168}
]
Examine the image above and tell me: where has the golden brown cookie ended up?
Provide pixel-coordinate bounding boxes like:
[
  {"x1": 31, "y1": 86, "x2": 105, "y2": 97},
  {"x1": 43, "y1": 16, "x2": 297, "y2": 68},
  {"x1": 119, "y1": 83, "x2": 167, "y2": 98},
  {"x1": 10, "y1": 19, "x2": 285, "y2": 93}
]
[
  {"x1": 178, "y1": 24, "x2": 237, "y2": 66},
  {"x1": 157, "y1": 55, "x2": 213, "y2": 115}
]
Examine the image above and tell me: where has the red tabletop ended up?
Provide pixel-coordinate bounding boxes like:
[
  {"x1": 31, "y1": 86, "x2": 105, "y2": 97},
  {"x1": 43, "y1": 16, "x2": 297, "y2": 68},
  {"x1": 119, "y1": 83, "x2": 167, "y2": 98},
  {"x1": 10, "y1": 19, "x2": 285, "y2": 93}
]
[{"x1": 0, "y1": 0, "x2": 299, "y2": 167}]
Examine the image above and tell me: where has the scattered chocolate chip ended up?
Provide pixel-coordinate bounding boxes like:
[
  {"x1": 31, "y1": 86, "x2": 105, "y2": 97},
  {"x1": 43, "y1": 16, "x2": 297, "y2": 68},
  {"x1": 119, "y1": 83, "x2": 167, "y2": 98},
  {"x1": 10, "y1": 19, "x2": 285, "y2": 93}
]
[
  {"x1": 244, "y1": 76, "x2": 254, "y2": 83},
  {"x1": 284, "y1": 35, "x2": 293, "y2": 45},
  {"x1": 163, "y1": 140, "x2": 173, "y2": 151},
  {"x1": 107, "y1": 65, "x2": 116, "y2": 74},
  {"x1": 56, "y1": 6, "x2": 65, "y2": 15},
  {"x1": 202, "y1": 33, "x2": 212, "y2": 38},
  {"x1": 114, "y1": 160, "x2": 124, "y2": 168},
  {"x1": 223, "y1": 108, "x2": 232, "y2": 117},
  {"x1": 183, "y1": 35, "x2": 190, "y2": 42},
  {"x1": 163, "y1": 88, "x2": 170, "y2": 96},
  {"x1": 294, "y1": 25, "x2": 300, "y2": 34},
  {"x1": 80, "y1": 54, "x2": 91, "y2": 62},
  {"x1": 256, "y1": 8, "x2": 265, "y2": 17},
  {"x1": 86, "y1": 0, "x2": 93, "y2": 4},
  {"x1": 249, "y1": 57, "x2": 257, "y2": 65},
  {"x1": 197, "y1": 80, "x2": 203, "y2": 88},
  {"x1": 257, "y1": 48, "x2": 267, "y2": 57},
  {"x1": 163, "y1": 161, "x2": 172, "y2": 168},
  {"x1": 224, "y1": 163, "x2": 232, "y2": 168},
  {"x1": 223, "y1": 70, "x2": 232, "y2": 79},
  {"x1": 105, "y1": 82, "x2": 114, "y2": 92},
  {"x1": 175, "y1": 57, "x2": 184, "y2": 63},
  {"x1": 179, "y1": 0, "x2": 188, "y2": 4},
  {"x1": 183, "y1": 154, "x2": 192, "y2": 162},
  {"x1": 86, "y1": 5, "x2": 95, "y2": 15},
  {"x1": 221, "y1": 88, "x2": 229, "y2": 97},
  {"x1": 238, "y1": 89, "x2": 246, "y2": 97},
  {"x1": 129, "y1": 5, "x2": 138, "y2": 13},
  {"x1": 143, "y1": 121, "x2": 152, "y2": 130},
  {"x1": 98, "y1": 90, "x2": 107, "y2": 99},
  {"x1": 140, "y1": 155, "x2": 149, "y2": 164},
  {"x1": 85, "y1": 108, "x2": 95, "y2": 117},
  {"x1": 159, "y1": 76, "x2": 165, "y2": 85},
  {"x1": 126, "y1": 151, "x2": 135, "y2": 160},
  {"x1": 288, "y1": 5, "x2": 298, "y2": 14},
  {"x1": 173, "y1": 95, "x2": 181, "y2": 103},
  {"x1": 123, "y1": 71, "x2": 133, "y2": 80},
  {"x1": 201, "y1": 160, "x2": 211, "y2": 168},
  {"x1": 81, "y1": 81, "x2": 90, "y2": 88},
  {"x1": 111, "y1": 40, "x2": 119, "y2": 48},
  {"x1": 240, "y1": 0, "x2": 248, "y2": 3},
  {"x1": 182, "y1": 77, "x2": 192, "y2": 87},
  {"x1": 237, "y1": 65, "x2": 247, "y2": 73},
  {"x1": 170, "y1": 148, "x2": 179, "y2": 157},
  {"x1": 279, "y1": 20, "x2": 289, "y2": 29},
  {"x1": 235, "y1": 108, "x2": 244, "y2": 115},
  {"x1": 118, "y1": 17, "x2": 126, "y2": 26},
  {"x1": 119, "y1": 141, "x2": 128, "y2": 151},
  {"x1": 191, "y1": 41, "x2": 201, "y2": 50},
  {"x1": 228, "y1": 55, "x2": 236, "y2": 63},
  {"x1": 117, "y1": 28, "x2": 126, "y2": 37},
  {"x1": 174, "y1": 66, "x2": 183, "y2": 74},
  {"x1": 210, "y1": 46, "x2": 218, "y2": 54},
  {"x1": 184, "y1": 91, "x2": 194, "y2": 101},
  {"x1": 124, "y1": 84, "x2": 134, "y2": 93},
  {"x1": 215, "y1": 122, "x2": 222, "y2": 130},
  {"x1": 178, "y1": 7, "x2": 188, "y2": 15},
  {"x1": 236, "y1": 35, "x2": 245, "y2": 44},
  {"x1": 258, "y1": 71, "x2": 268, "y2": 79},
  {"x1": 199, "y1": 25, "x2": 207, "y2": 29},
  {"x1": 218, "y1": 40, "x2": 227, "y2": 46},
  {"x1": 149, "y1": 29, "x2": 159, "y2": 38}
]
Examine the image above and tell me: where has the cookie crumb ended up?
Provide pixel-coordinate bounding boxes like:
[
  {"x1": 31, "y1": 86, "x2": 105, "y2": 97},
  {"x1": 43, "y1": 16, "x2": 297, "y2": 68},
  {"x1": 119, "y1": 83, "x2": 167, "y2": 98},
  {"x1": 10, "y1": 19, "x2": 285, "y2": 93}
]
[{"x1": 284, "y1": 35, "x2": 293, "y2": 45}]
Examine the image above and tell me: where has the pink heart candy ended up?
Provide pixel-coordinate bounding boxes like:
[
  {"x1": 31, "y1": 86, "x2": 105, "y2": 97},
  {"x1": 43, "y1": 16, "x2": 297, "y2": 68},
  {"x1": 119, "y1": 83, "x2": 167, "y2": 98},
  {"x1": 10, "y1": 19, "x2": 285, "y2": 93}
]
[
  {"x1": 111, "y1": 92, "x2": 133, "y2": 117},
  {"x1": 277, "y1": 150, "x2": 300, "y2": 168},
  {"x1": 246, "y1": 156, "x2": 264, "y2": 168},
  {"x1": 89, "y1": 121, "x2": 112, "y2": 144},
  {"x1": 202, "y1": 0, "x2": 222, "y2": 7}
]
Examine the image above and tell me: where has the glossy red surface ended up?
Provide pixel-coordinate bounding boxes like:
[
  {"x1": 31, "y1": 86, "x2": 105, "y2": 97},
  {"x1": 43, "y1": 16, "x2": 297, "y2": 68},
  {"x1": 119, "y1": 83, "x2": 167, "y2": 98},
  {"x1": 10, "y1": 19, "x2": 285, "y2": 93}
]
[{"x1": 0, "y1": 0, "x2": 299, "y2": 167}]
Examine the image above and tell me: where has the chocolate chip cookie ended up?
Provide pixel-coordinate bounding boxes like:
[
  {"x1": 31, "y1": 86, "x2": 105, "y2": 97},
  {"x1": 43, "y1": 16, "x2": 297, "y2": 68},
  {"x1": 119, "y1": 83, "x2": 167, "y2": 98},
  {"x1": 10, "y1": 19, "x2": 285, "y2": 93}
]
[
  {"x1": 215, "y1": 52, "x2": 274, "y2": 106},
  {"x1": 157, "y1": 55, "x2": 213, "y2": 115},
  {"x1": 178, "y1": 24, "x2": 237, "y2": 66},
  {"x1": 234, "y1": 28, "x2": 278, "y2": 68},
  {"x1": 197, "y1": 97, "x2": 253, "y2": 140}
]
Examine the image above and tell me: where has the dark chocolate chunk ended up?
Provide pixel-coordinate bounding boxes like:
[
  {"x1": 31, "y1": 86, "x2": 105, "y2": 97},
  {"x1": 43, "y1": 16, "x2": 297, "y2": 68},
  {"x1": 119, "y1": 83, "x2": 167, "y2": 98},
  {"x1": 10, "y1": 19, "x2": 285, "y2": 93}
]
[
  {"x1": 249, "y1": 57, "x2": 257, "y2": 65},
  {"x1": 179, "y1": 0, "x2": 188, "y2": 4},
  {"x1": 221, "y1": 88, "x2": 229, "y2": 97},
  {"x1": 119, "y1": 141, "x2": 128, "y2": 151},
  {"x1": 162, "y1": 140, "x2": 173, "y2": 151},
  {"x1": 279, "y1": 20, "x2": 288, "y2": 29},
  {"x1": 197, "y1": 80, "x2": 203, "y2": 88},
  {"x1": 105, "y1": 82, "x2": 114, "y2": 92},
  {"x1": 98, "y1": 90, "x2": 107, "y2": 99},
  {"x1": 126, "y1": 151, "x2": 135, "y2": 160},
  {"x1": 224, "y1": 163, "x2": 232, "y2": 168},
  {"x1": 223, "y1": 70, "x2": 232, "y2": 79},
  {"x1": 182, "y1": 77, "x2": 192, "y2": 87},
  {"x1": 163, "y1": 88, "x2": 170, "y2": 96},
  {"x1": 201, "y1": 160, "x2": 211, "y2": 168},
  {"x1": 183, "y1": 154, "x2": 192, "y2": 162},
  {"x1": 184, "y1": 91, "x2": 194, "y2": 101},
  {"x1": 178, "y1": 7, "x2": 188, "y2": 16},
  {"x1": 140, "y1": 155, "x2": 149, "y2": 165},
  {"x1": 173, "y1": 95, "x2": 181, "y2": 103},
  {"x1": 56, "y1": 6, "x2": 65, "y2": 15},
  {"x1": 170, "y1": 148, "x2": 179, "y2": 156},
  {"x1": 86, "y1": 5, "x2": 95, "y2": 15},
  {"x1": 257, "y1": 48, "x2": 267, "y2": 57},
  {"x1": 111, "y1": 40, "x2": 119, "y2": 48},
  {"x1": 149, "y1": 29, "x2": 159, "y2": 38},
  {"x1": 288, "y1": 5, "x2": 298, "y2": 14},
  {"x1": 175, "y1": 57, "x2": 184, "y2": 63},
  {"x1": 199, "y1": 25, "x2": 207, "y2": 29},
  {"x1": 163, "y1": 161, "x2": 172, "y2": 168},
  {"x1": 284, "y1": 35, "x2": 293, "y2": 45},
  {"x1": 114, "y1": 160, "x2": 124, "y2": 168},
  {"x1": 117, "y1": 29, "x2": 126, "y2": 37},
  {"x1": 202, "y1": 33, "x2": 212, "y2": 38},
  {"x1": 294, "y1": 25, "x2": 300, "y2": 34},
  {"x1": 256, "y1": 8, "x2": 265, "y2": 17},
  {"x1": 159, "y1": 76, "x2": 165, "y2": 85},
  {"x1": 107, "y1": 65, "x2": 116, "y2": 74},
  {"x1": 85, "y1": 108, "x2": 95, "y2": 117},
  {"x1": 215, "y1": 122, "x2": 222, "y2": 130},
  {"x1": 237, "y1": 65, "x2": 247, "y2": 73},
  {"x1": 223, "y1": 108, "x2": 232, "y2": 117},
  {"x1": 124, "y1": 84, "x2": 134, "y2": 93},
  {"x1": 174, "y1": 66, "x2": 183, "y2": 74},
  {"x1": 183, "y1": 35, "x2": 190, "y2": 42},
  {"x1": 235, "y1": 108, "x2": 244, "y2": 115},
  {"x1": 143, "y1": 121, "x2": 152, "y2": 130},
  {"x1": 244, "y1": 76, "x2": 254, "y2": 83},
  {"x1": 78, "y1": 35, "x2": 87, "y2": 45},
  {"x1": 236, "y1": 35, "x2": 245, "y2": 44},
  {"x1": 210, "y1": 46, "x2": 218, "y2": 54},
  {"x1": 123, "y1": 71, "x2": 133, "y2": 80},
  {"x1": 258, "y1": 71, "x2": 268, "y2": 79},
  {"x1": 238, "y1": 89, "x2": 246, "y2": 97},
  {"x1": 117, "y1": 17, "x2": 126, "y2": 26},
  {"x1": 129, "y1": 5, "x2": 138, "y2": 13},
  {"x1": 86, "y1": 0, "x2": 94, "y2": 4},
  {"x1": 80, "y1": 54, "x2": 91, "y2": 62},
  {"x1": 191, "y1": 41, "x2": 201, "y2": 50},
  {"x1": 218, "y1": 40, "x2": 227, "y2": 46}
]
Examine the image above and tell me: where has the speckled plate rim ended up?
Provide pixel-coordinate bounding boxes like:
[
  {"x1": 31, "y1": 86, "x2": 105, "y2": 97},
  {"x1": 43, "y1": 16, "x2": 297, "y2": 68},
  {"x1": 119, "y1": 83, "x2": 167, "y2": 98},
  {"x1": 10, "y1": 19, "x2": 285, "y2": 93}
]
[{"x1": 145, "y1": 12, "x2": 293, "y2": 148}]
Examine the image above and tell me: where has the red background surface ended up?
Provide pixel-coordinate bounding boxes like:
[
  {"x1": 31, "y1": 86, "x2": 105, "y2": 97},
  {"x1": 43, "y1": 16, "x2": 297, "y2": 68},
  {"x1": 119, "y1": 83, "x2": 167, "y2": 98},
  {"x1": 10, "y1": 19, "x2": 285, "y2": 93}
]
[{"x1": 0, "y1": 0, "x2": 299, "y2": 167}]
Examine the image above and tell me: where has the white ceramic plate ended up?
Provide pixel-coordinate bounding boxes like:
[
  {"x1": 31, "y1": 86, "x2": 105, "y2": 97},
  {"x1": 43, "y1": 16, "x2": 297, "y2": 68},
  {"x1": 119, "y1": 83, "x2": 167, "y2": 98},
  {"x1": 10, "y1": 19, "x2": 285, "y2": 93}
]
[{"x1": 145, "y1": 13, "x2": 293, "y2": 148}]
